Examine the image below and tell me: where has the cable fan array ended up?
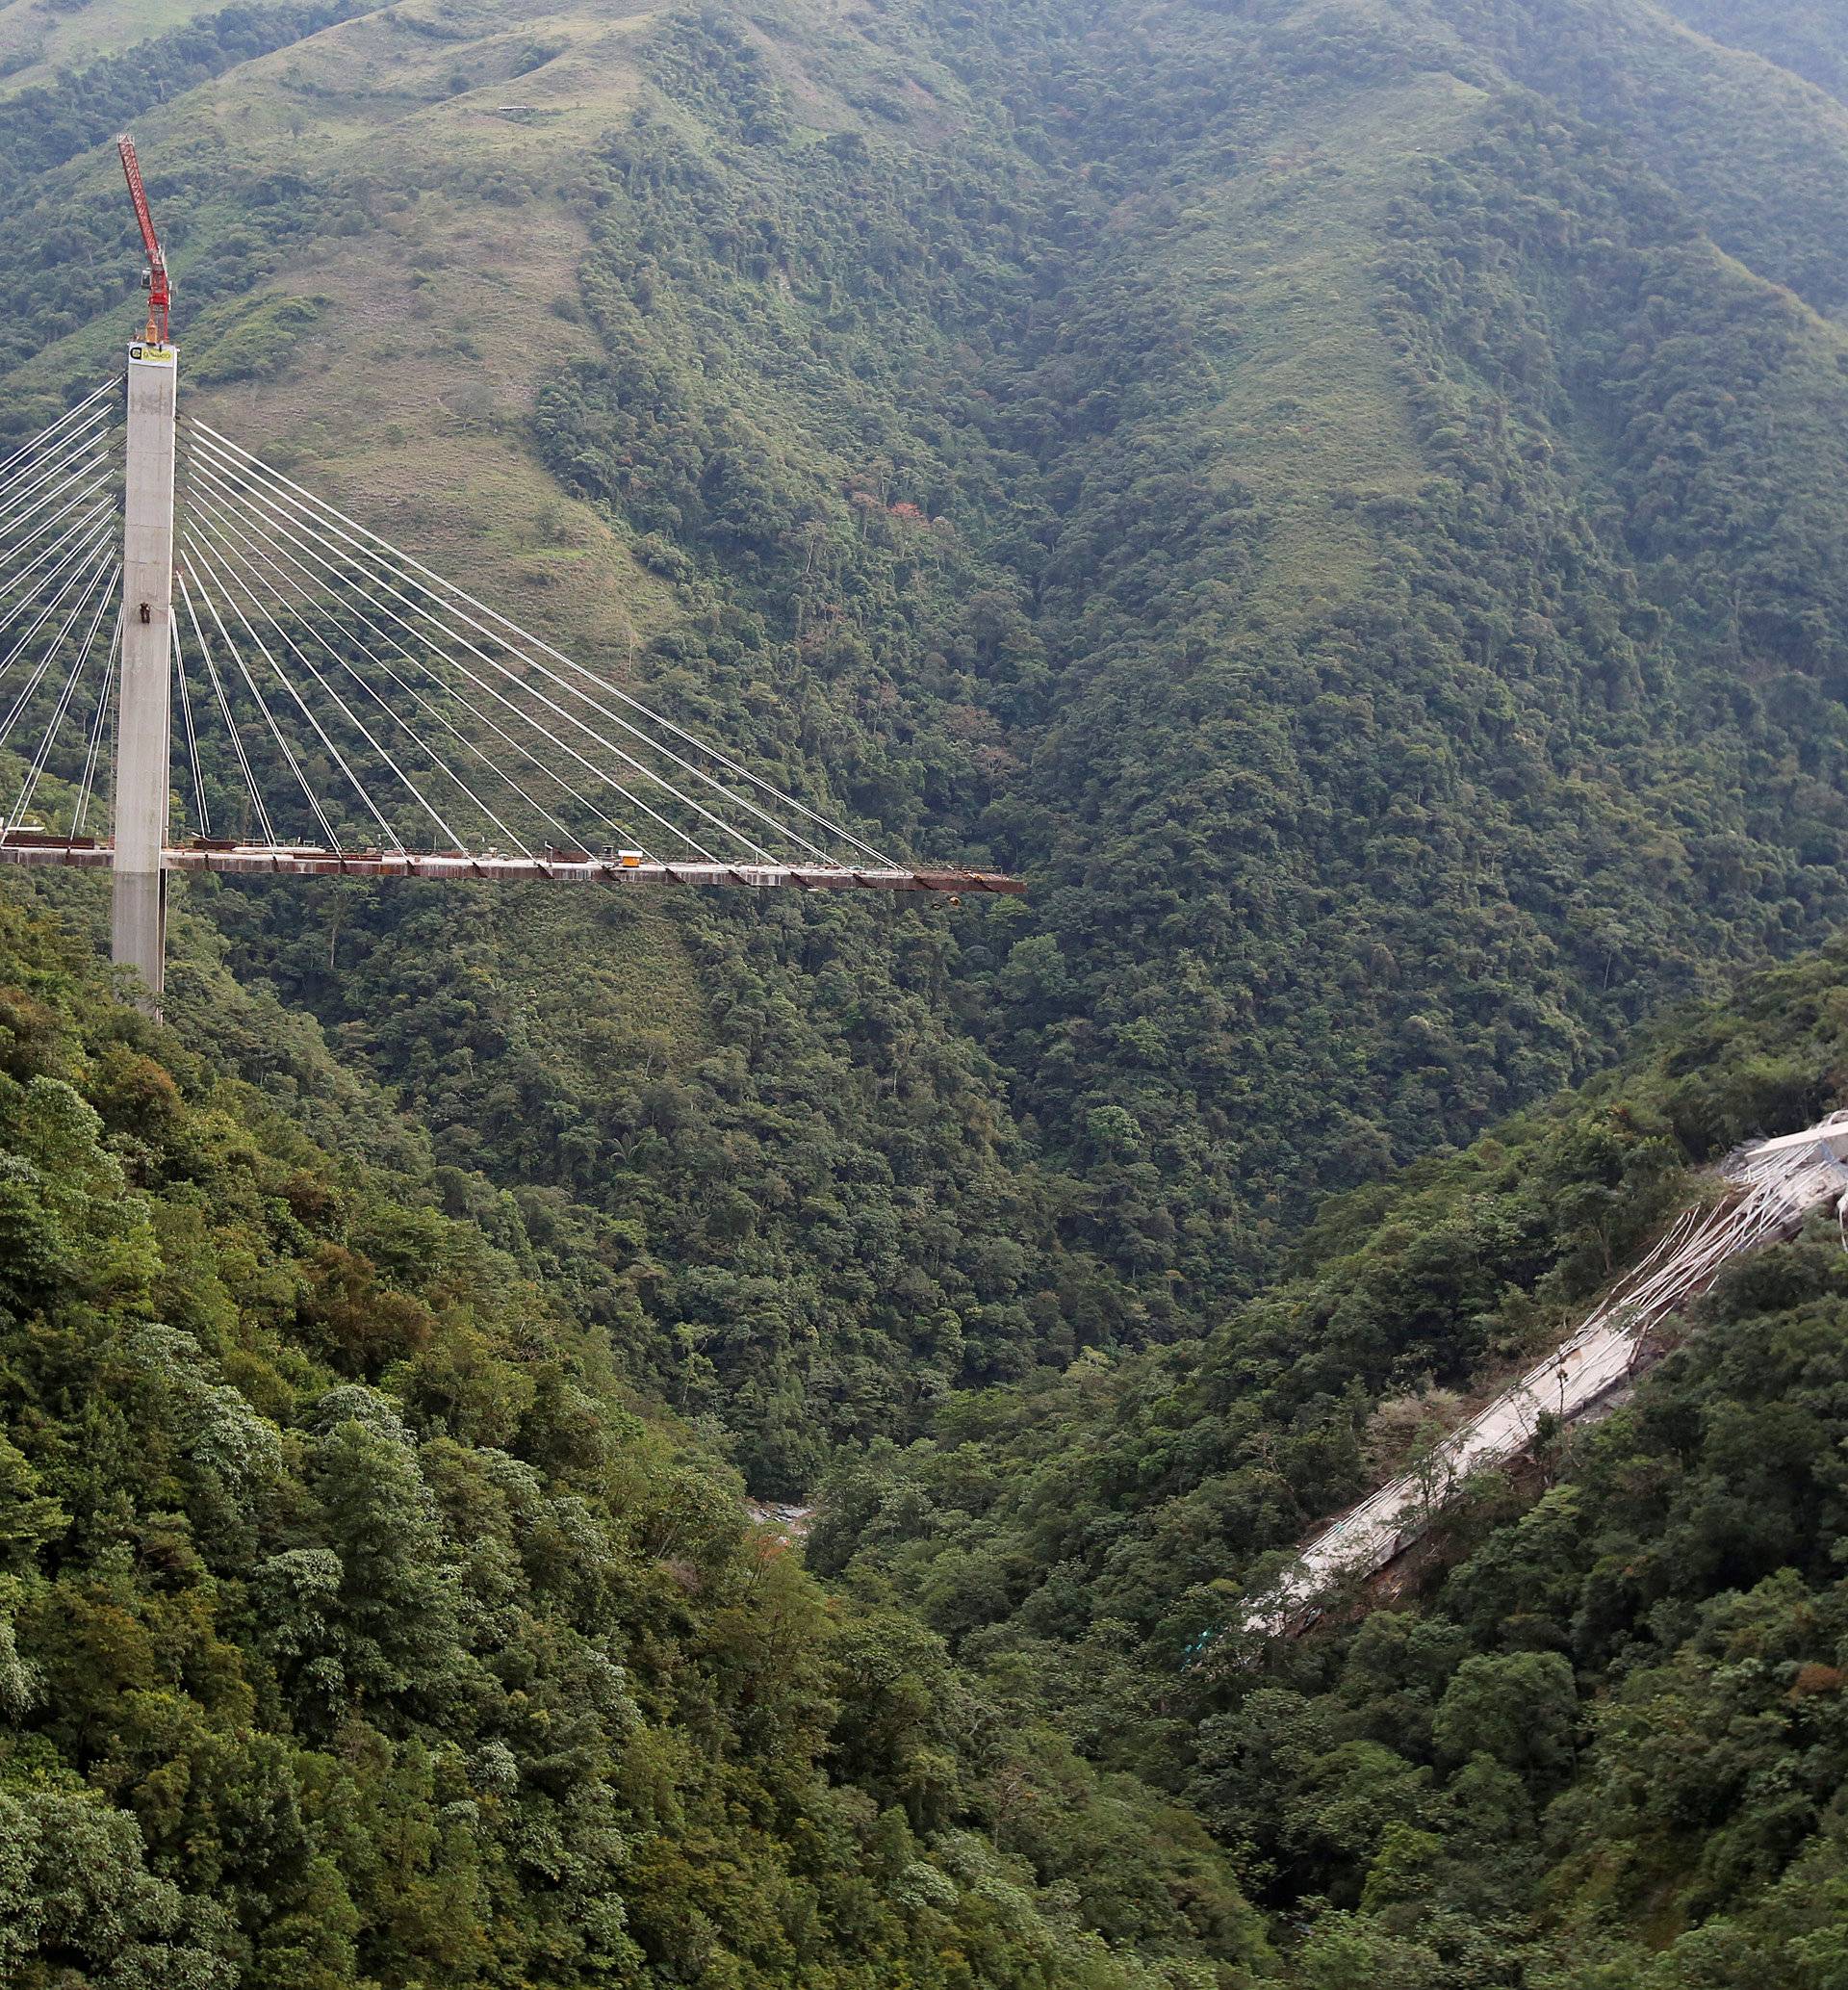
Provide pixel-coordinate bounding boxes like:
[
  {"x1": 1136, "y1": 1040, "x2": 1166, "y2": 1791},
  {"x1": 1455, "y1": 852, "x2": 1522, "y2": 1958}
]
[
  {"x1": 0, "y1": 383, "x2": 1017, "y2": 894},
  {"x1": 0, "y1": 381, "x2": 125, "y2": 846},
  {"x1": 169, "y1": 419, "x2": 897, "y2": 870}
]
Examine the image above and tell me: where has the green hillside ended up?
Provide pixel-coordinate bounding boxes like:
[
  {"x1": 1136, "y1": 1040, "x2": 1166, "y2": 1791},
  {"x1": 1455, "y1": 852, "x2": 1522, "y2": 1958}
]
[
  {"x1": 10, "y1": 877, "x2": 1848, "y2": 1987},
  {"x1": 18, "y1": 0, "x2": 1837, "y2": 1486},
  {"x1": 1662, "y1": 0, "x2": 1848, "y2": 103},
  {"x1": 0, "y1": 888, "x2": 1266, "y2": 1988},
  {"x1": 9, "y1": 0, "x2": 1848, "y2": 1978},
  {"x1": 12, "y1": 0, "x2": 1848, "y2": 1479},
  {"x1": 818, "y1": 939, "x2": 1848, "y2": 1987}
]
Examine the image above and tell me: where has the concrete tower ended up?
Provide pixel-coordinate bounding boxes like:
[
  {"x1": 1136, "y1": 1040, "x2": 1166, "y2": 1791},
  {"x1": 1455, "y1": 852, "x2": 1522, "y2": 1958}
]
[{"x1": 111, "y1": 342, "x2": 177, "y2": 1008}]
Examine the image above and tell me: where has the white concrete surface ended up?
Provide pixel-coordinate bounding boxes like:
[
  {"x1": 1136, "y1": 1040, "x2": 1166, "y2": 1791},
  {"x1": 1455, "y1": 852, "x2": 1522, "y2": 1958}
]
[
  {"x1": 1245, "y1": 1114, "x2": 1848, "y2": 1635},
  {"x1": 111, "y1": 346, "x2": 177, "y2": 1004}
]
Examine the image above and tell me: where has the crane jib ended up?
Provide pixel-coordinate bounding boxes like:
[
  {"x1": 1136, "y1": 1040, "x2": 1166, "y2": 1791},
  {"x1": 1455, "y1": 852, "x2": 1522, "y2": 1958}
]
[{"x1": 116, "y1": 135, "x2": 170, "y2": 347}]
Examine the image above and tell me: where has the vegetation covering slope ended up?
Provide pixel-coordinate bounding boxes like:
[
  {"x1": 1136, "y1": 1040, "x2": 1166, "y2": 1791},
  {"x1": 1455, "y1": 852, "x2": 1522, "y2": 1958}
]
[
  {"x1": 819, "y1": 939, "x2": 1848, "y2": 1988},
  {"x1": 0, "y1": 883, "x2": 1265, "y2": 1987},
  {"x1": 13, "y1": 0, "x2": 1848, "y2": 1482},
  {"x1": 13, "y1": 814, "x2": 1848, "y2": 1987},
  {"x1": 9, "y1": 0, "x2": 1848, "y2": 1979},
  {"x1": 1661, "y1": 0, "x2": 1848, "y2": 105}
]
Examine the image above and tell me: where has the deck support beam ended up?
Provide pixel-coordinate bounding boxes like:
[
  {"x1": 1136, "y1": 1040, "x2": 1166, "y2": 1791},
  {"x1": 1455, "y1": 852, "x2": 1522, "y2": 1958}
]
[{"x1": 0, "y1": 840, "x2": 1023, "y2": 896}]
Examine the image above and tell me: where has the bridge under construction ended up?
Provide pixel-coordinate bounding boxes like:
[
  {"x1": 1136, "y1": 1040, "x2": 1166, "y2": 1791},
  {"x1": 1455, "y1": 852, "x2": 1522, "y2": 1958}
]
[{"x1": 0, "y1": 139, "x2": 1019, "y2": 1008}]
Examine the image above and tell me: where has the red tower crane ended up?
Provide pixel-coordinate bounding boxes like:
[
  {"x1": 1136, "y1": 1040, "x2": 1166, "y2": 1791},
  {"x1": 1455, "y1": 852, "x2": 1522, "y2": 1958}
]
[{"x1": 116, "y1": 135, "x2": 170, "y2": 345}]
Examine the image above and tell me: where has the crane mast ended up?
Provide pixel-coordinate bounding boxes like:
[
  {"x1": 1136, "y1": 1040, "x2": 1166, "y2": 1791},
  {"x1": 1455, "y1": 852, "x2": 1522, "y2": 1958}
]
[{"x1": 116, "y1": 135, "x2": 170, "y2": 346}]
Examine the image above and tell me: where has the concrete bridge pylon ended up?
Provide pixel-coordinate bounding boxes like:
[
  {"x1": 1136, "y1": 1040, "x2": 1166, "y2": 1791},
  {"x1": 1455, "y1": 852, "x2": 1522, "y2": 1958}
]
[{"x1": 110, "y1": 341, "x2": 176, "y2": 1009}]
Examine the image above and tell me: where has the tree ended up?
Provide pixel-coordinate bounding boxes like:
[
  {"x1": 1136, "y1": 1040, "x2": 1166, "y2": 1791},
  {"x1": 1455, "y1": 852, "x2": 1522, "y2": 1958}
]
[{"x1": 1432, "y1": 1652, "x2": 1578, "y2": 1790}]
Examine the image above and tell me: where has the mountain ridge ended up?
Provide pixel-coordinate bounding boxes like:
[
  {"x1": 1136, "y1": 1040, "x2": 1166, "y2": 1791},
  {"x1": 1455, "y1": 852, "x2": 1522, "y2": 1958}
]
[
  {"x1": 9, "y1": 4, "x2": 1848, "y2": 1977},
  {"x1": 11, "y1": 0, "x2": 1848, "y2": 1471}
]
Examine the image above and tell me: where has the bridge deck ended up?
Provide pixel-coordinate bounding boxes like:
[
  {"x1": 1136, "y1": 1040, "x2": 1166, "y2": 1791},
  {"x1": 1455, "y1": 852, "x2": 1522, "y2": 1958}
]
[{"x1": 0, "y1": 840, "x2": 1024, "y2": 894}]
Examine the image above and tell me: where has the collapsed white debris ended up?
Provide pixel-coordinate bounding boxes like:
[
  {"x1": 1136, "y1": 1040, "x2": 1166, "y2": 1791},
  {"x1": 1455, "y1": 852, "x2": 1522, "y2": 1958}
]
[{"x1": 1245, "y1": 1111, "x2": 1848, "y2": 1636}]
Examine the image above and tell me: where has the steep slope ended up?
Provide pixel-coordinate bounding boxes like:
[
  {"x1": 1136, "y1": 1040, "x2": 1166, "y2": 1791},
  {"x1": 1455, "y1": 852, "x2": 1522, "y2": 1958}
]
[
  {"x1": 13, "y1": 5, "x2": 1848, "y2": 1979},
  {"x1": 0, "y1": 881, "x2": 1267, "y2": 1988},
  {"x1": 1420, "y1": 0, "x2": 1848, "y2": 315},
  {"x1": 0, "y1": 0, "x2": 229, "y2": 88},
  {"x1": 13, "y1": 0, "x2": 1848, "y2": 1479},
  {"x1": 221, "y1": 0, "x2": 1848, "y2": 1428},
  {"x1": 1662, "y1": 0, "x2": 1848, "y2": 105},
  {"x1": 817, "y1": 938, "x2": 1848, "y2": 1986}
]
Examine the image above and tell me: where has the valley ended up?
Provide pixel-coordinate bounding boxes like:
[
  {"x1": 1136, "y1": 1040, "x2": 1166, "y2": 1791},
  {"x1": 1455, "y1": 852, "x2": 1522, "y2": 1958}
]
[{"x1": 4, "y1": 1, "x2": 1848, "y2": 1984}]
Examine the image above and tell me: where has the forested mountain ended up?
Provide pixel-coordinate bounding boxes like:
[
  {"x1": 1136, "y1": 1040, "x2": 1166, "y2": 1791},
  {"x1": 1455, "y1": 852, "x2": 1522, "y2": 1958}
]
[
  {"x1": 817, "y1": 938, "x2": 1848, "y2": 1984},
  {"x1": 10, "y1": 0, "x2": 1848, "y2": 1483},
  {"x1": 0, "y1": 888, "x2": 1265, "y2": 1987},
  {"x1": 7, "y1": 0, "x2": 1848, "y2": 1982}
]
